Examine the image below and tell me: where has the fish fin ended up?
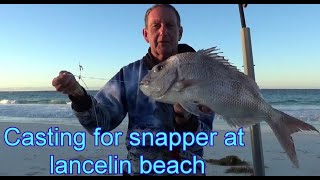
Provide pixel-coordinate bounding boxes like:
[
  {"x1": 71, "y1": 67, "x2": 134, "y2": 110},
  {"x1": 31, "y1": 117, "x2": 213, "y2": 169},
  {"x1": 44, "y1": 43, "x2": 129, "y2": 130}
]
[
  {"x1": 173, "y1": 79, "x2": 199, "y2": 92},
  {"x1": 197, "y1": 47, "x2": 236, "y2": 70},
  {"x1": 198, "y1": 47, "x2": 263, "y2": 98},
  {"x1": 267, "y1": 109, "x2": 320, "y2": 168},
  {"x1": 180, "y1": 101, "x2": 212, "y2": 117},
  {"x1": 197, "y1": 46, "x2": 219, "y2": 54},
  {"x1": 277, "y1": 110, "x2": 319, "y2": 134},
  {"x1": 223, "y1": 116, "x2": 263, "y2": 128}
]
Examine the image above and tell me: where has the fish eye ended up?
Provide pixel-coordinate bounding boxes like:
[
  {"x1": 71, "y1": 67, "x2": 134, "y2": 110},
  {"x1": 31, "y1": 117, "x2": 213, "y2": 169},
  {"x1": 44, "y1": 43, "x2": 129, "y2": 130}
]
[{"x1": 155, "y1": 65, "x2": 164, "y2": 72}]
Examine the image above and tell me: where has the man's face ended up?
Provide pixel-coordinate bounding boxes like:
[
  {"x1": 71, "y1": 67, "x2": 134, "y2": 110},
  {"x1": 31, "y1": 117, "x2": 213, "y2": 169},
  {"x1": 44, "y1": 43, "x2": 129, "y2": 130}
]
[{"x1": 143, "y1": 6, "x2": 183, "y2": 61}]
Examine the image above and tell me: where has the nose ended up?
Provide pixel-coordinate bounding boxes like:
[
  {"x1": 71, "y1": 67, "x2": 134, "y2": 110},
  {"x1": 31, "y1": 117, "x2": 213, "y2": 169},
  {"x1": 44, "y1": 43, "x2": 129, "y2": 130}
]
[{"x1": 159, "y1": 25, "x2": 168, "y2": 36}]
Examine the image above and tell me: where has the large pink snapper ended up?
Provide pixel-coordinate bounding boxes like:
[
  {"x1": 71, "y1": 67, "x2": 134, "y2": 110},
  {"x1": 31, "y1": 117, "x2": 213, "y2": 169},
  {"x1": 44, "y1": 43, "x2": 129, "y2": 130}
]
[{"x1": 139, "y1": 47, "x2": 319, "y2": 168}]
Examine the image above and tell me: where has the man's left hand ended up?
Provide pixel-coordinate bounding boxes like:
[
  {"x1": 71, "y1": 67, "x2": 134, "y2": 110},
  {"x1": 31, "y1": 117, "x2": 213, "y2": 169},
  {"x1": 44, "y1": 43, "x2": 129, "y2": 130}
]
[{"x1": 173, "y1": 103, "x2": 213, "y2": 132}]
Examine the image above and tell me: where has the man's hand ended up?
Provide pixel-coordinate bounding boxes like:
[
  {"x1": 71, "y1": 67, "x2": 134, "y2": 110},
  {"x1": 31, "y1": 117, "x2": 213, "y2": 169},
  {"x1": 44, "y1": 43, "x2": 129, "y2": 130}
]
[
  {"x1": 173, "y1": 103, "x2": 213, "y2": 132},
  {"x1": 52, "y1": 71, "x2": 84, "y2": 97}
]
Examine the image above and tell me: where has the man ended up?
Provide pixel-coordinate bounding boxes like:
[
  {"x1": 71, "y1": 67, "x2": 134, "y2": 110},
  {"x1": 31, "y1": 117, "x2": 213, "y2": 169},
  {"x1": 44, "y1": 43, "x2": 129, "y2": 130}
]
[{"x1": 52, "y1": 4, "x2": 215, "y2": 176}]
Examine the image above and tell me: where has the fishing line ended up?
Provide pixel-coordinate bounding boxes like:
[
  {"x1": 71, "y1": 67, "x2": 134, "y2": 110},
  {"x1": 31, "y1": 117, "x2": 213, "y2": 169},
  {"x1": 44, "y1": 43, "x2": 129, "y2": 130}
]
[
  {"x1": 76, "y1": 64, "x2": 100, "y2": 129},
  {"x1": 73, "y1": 75, "x2": 137, "y2": 84},
  {"x1": 75, "y1": 63, "x2": 109, "y2": 153}
]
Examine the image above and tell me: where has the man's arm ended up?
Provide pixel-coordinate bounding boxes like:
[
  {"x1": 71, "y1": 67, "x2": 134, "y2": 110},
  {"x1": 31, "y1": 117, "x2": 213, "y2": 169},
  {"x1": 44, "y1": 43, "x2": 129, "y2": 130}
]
[
  {"x1": 174, "y1": 103, "x2": 214, "y2": 133},
  {"x1": 52, "y1": 69, "x2": 128, "y2": 135},
  {"x1": 173, "y1": 103, "x2": 214, "y2": 156},
  {"x1": 72, "y1": 69, "x2": 128, "y2": 135}
]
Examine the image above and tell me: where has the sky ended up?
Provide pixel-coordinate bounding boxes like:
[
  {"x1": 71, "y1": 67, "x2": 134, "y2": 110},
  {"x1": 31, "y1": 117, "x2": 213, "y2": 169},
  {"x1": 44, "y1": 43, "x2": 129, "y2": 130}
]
[{"x1": 0, "y1": 4, "x2": 320, "y2": 91}]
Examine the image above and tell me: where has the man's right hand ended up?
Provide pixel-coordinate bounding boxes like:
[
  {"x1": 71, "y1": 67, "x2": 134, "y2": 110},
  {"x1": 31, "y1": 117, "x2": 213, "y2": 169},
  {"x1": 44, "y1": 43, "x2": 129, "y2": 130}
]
[{"x1": 52, "y1": 71, "x2": 84, "y2": 97}]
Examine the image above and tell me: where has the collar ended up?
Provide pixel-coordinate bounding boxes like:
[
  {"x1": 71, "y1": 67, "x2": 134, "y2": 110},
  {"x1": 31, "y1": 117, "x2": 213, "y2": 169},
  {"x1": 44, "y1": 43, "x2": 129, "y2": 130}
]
[{"x1": 142, "y1": 44, "x2": 196, "y2": 70}]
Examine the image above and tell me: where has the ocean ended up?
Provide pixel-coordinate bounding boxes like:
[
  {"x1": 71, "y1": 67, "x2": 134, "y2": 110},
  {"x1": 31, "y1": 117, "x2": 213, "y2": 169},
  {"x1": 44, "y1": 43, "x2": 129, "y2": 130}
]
[{"x1": 1, "y1": 89, "x2": 320, "y2": 131}]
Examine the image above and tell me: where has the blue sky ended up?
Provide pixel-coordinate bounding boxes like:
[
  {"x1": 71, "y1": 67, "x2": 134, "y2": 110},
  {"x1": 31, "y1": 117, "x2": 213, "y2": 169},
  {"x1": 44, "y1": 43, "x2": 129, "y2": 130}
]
[{"x1": 1, "y1": 4, "x2": 319, "y2": 91}]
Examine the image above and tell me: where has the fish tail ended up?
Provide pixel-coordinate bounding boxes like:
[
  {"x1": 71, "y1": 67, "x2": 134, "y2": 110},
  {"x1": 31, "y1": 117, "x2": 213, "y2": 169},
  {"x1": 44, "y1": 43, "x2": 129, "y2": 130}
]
[{"x1": 266, "y1": 109, "x2": 319, "y2": 168}]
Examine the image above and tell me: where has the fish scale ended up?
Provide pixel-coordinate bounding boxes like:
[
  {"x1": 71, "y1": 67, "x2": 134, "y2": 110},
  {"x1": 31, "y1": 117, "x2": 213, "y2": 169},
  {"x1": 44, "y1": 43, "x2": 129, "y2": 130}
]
[{"x1": 139, "y1": 47, "x2": 319, "y2": 168}]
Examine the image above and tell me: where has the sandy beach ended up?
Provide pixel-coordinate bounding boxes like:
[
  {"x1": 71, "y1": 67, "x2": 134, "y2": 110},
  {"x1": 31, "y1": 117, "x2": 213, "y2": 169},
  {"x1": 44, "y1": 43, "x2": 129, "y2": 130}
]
[{"x1": 0, "y1": 120, "x2": 319, "y2": 176}]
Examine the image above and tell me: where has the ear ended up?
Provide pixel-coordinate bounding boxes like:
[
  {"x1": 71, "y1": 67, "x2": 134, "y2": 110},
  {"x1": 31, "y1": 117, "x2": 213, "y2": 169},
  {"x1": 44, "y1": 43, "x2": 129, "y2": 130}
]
[
  {"x1": 178, "y1": 26, "x2": 183, "y2": 41},
  {"x1": 143, "y1": 28, "x2": 149, "y2": 43}
]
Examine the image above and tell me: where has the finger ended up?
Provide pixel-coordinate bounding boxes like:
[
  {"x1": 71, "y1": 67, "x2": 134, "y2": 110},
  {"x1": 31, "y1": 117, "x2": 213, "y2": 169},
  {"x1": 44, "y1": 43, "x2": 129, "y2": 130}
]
[
  {"x1": 52, "y1": 73, "x2": 68, "y2": 87},
  {"x1": 175, "y1": 116, "x2": 188, "y2": 126},
  {"x1": 199, "y1": 105, "x2": 213, "y2": 113},
  {"x1": 60, "y1": 73, "x2": 77, "y2": 88},
  {"x1": 59, "y1": 70, "x2": 75, "y2": 83},
  {"x1": 52, "y1": 77, "x2": 59, "y2": 87},
  {"x1": 59, "y1": 70, "x2": 72, "y2": 76},
  {"x1": 173, "y1": 103, "x2": 186, "y2": 115},
  {"x1": 61, "y1": 74, "x2": 72, "y2": 87},
  {"x1": 53, "y1": 75, "x2": 73, "y2": 92},
  {"x1": 63, "y1": 80, "x2": 79, "y2": 94},
  {"x1": 54, "y1": 78, "x2": 68, "y2": 91},
  {"x1": 54, "y1": 84, "x2": 65, "y2": 92}
]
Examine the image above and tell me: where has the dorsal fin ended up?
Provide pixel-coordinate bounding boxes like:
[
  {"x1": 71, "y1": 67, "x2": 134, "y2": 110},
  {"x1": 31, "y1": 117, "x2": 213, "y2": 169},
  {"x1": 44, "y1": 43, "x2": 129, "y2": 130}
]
[
  {"x1": 197, "y1": 47, "x2": 239, "y2": 72},
  {"x1": 197, "y1": 47, "x2": 263, "y2": 97}
]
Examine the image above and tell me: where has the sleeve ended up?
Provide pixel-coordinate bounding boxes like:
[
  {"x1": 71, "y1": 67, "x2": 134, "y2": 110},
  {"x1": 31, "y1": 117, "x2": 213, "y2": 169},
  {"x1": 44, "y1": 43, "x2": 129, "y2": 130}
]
[
  {"x1": 182, "y1": 114, "x2": 215, "y2": 157},
  {"x1": 70, "y1": 68, "x2": 128, "y2": 135},
  {"x1": 196, "y1": 113, "x2": 215, "y2": 133}
]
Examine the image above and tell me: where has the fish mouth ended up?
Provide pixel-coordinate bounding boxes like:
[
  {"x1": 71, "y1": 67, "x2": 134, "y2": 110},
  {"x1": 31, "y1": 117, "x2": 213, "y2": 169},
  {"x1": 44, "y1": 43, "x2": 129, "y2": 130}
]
[
  {"x1": 139, "y1": 82, "x2": 163, "y2": 99},
  {"x1": 139, "y1": 67, "x2": 177, "y2": 100}
]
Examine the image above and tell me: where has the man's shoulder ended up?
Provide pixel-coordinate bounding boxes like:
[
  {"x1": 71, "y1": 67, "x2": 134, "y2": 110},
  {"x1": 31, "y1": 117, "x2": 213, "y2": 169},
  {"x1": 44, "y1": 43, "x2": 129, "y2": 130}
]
[
  {"x1": 122, "y1": 58, "x2": 144, "y2": 70},
  {"x1": 178, "y1": 43, "x2": 196, "y2": 53}
]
